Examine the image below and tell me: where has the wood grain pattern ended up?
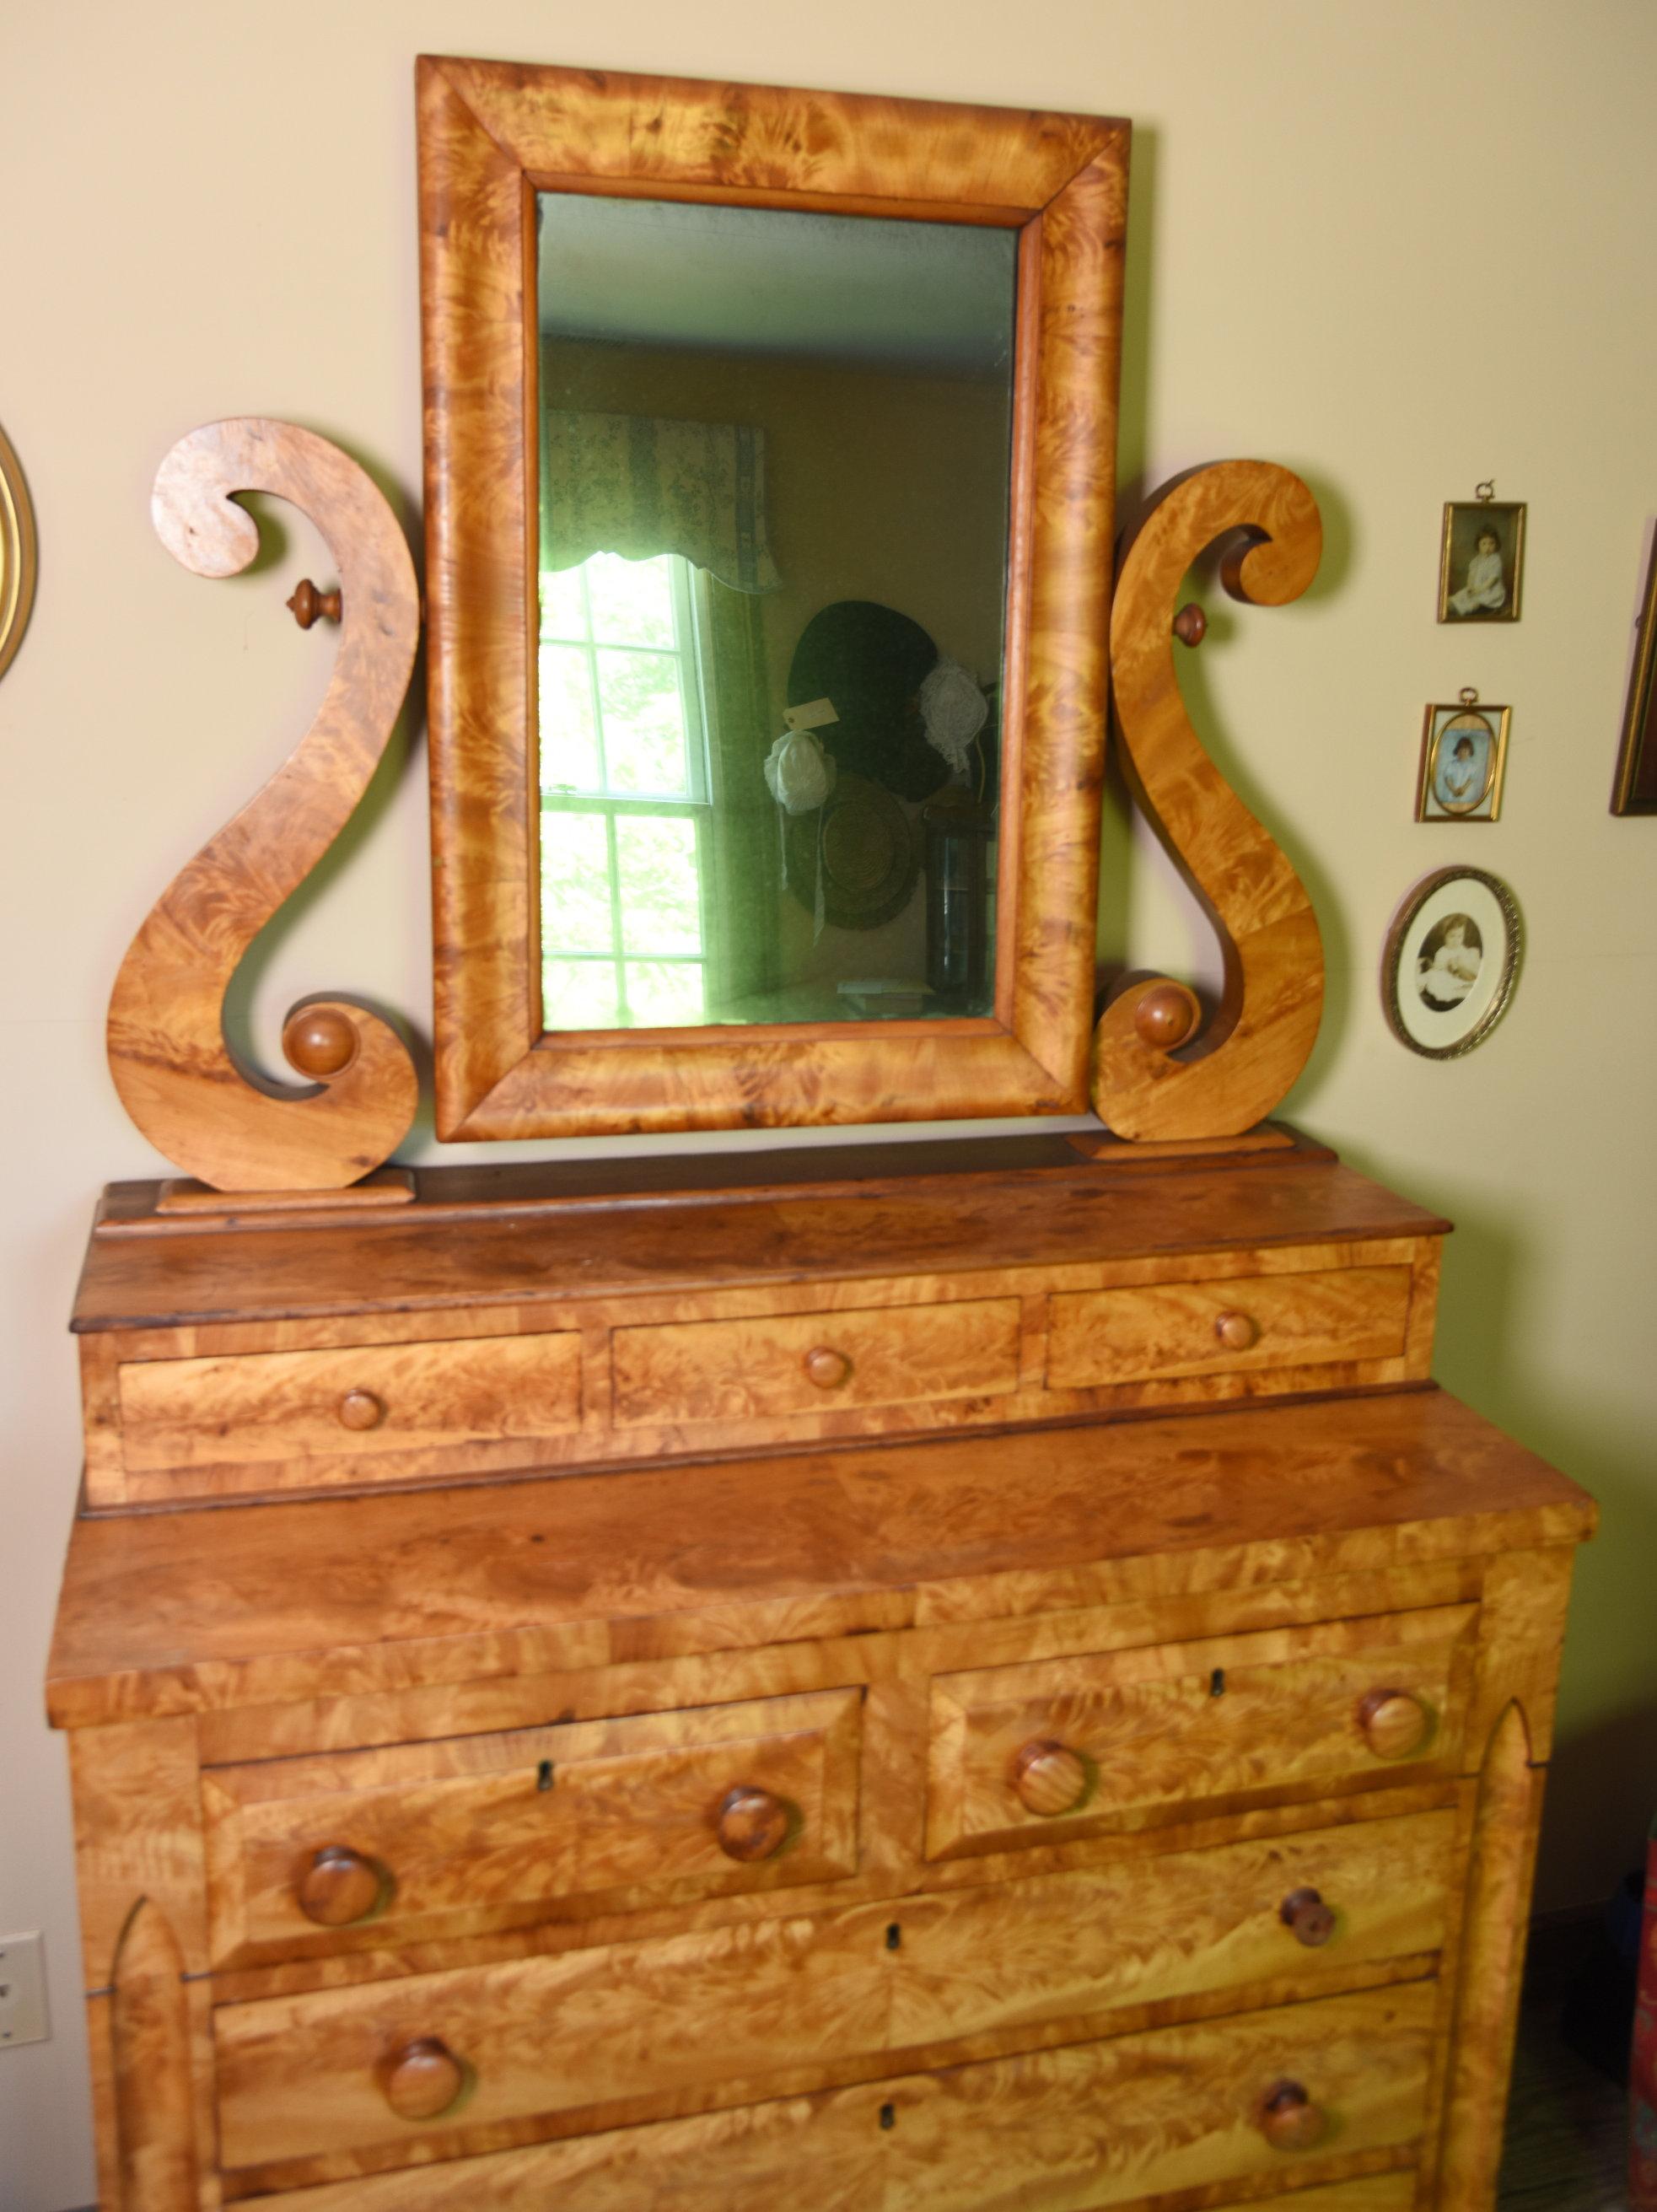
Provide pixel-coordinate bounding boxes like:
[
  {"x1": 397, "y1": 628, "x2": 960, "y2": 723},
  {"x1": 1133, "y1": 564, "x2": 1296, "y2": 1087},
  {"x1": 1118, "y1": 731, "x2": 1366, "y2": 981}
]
[
  {"x1": 46, "y1": 1391, "x2": 1593, "y2": 1730},
  {"x1": 1094, "y1": 461, "x2": 1326, "y2": 1141},
  {"x1": 1437, "y1": 1702, "x2": 1540, "y2": 2209},
  {"x1": 111, "y1": 1900, "x2": 202, "y2": 2212},
  {"x1": 106, "y1": 419, "x2": 420, "y2": 1191},
  {"x1": 117, "y1": 1332, "x2": 582, "y2": 1472},
  {"x1": 1046, "y1": 1265, "x2": 1412, "y2": 1388},
  {"x1": 66, "y1": 1717, "x2": 210, "y2": 1986},
  {"x1": 927, "y1": 1608, "x2": 1476, "y2": 1857},
  {"x1": 612, "y1": 1299, "x2": 1022, "y2": 1429},
  {"x1": 419, "y1": 57, "x2": 1127, "y2": 1138},
  {"x1": 204, "y1": 1691, "x2": 862, "y2": 1968}
]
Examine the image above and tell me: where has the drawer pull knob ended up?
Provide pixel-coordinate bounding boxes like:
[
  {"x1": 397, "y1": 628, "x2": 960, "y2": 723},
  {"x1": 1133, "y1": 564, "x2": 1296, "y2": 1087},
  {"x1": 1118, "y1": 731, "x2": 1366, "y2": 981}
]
[
  {"x1": 1279, "y1": 1886, "x2": 1337, "y2": 1947},
  {"x1": 1259, "y1": 2079, "x2": 1327, "y2": 2152},
  {"x1": 1011, "y1": 1738, "x2": 1091, "y2": 1818},
  {"x1": 1358, "y1": 1687, "x2": 1432, "y2": 1761},
  {"x1": 715, "y1": 1785, "x2": 792, "y2": 1863},
  {"x1": 337, "y1": 1388, "x2": 386, "y2": 1431},
  {"x1": 803, "y1": 1346, "x2": 853, "y2": 1390},
  {"x1": 383, "y1": 2037, "x2": 467, "y2": 2122},
  {"x1": 296, "y1": 1845, "x2": 384, "y2": 1928},
  {"x1": 1213, "y1": 1308, "x2": 1259, "y2": 1352}
]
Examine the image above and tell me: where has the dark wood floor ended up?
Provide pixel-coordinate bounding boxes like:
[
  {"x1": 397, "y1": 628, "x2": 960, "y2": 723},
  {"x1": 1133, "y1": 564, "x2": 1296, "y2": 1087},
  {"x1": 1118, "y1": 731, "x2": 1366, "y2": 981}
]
[{"x1": 1499, "y1": 2003, "x2": 1631, "y2": 2209}]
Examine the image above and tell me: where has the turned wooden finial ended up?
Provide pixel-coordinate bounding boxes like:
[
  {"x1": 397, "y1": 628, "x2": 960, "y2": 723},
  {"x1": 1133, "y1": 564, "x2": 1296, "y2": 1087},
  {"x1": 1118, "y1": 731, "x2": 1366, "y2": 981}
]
[
  {"x1": 283, "y1": 1004, "x2": 361, "y2": 1079},
  {"x1": 287, "y1": 577, "x2": 342, "y2": 629},
  {"x1": 1172, "y1": 601, "x2": 1207, "y2": 646},
  {"x1": 1132, "y1": 982, "x2": 1200, "y2": 1052}
]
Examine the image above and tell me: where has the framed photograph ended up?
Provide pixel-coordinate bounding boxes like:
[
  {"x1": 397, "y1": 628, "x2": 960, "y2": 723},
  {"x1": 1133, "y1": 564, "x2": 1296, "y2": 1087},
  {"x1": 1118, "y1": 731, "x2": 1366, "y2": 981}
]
[
  {"x1": 1612, "y1": 534, "x2": 1657, "y2": 815},
  {"x1": 1416, "y1": 692, "x2": 1510, "y2": 821},
  {"x1": 1381, "y1": 866, "x2": 1522, "y2": 1059},
  {"x1": 1438, "y1": 498, "x2": 1525, "y2": 623}
]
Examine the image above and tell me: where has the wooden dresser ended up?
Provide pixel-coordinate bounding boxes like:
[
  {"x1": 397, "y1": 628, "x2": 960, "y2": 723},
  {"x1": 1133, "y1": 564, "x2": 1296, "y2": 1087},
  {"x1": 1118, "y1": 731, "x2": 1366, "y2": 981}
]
[{"x1": 48, "y1": 1133, "x2": 1594, "y2": 2210}]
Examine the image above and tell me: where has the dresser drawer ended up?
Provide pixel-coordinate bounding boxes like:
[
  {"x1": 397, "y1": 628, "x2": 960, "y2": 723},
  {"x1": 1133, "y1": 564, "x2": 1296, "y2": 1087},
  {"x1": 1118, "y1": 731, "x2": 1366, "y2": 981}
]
[
  {"x1": 116, "y1": 1331, "x2": 583, "y2": 1473},
  {"x1": 1046, "y1": 1265, "x2": 1412, "y2": 1391},
  {"x1": 215, "y1": 1806, "x2": 1450, "y2": 2171},
  {"x1": 927, "y1": 1606, "x2": 1476, "y2": 1857},
  {"x1": 611, "y1": 1296, "x2": 1022, "y2": 1429},
  {"x1": 204, "y1": 1688, "x2": 862, "y2": 1967},
  {"x1": 231, "y1": 1979, "x2": 1433, "y2": 2202}
]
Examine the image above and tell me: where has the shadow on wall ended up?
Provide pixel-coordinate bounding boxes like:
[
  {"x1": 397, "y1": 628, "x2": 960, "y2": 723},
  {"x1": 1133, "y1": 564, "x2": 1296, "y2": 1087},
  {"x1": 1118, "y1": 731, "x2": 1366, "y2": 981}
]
[{"x1": 1332, "y1": 1139, "x2": 1657, "y2": 1909}]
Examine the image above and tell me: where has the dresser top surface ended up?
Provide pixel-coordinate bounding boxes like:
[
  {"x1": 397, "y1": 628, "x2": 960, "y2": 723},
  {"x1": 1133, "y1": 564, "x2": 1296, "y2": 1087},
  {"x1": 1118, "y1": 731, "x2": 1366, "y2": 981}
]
[
  {"x1": 73, "y1": 1137, "x2": 1449, "y2": 1332},
  {"x1": 47, "y1": 1387, "x2": 1591, "y2": 1728}
]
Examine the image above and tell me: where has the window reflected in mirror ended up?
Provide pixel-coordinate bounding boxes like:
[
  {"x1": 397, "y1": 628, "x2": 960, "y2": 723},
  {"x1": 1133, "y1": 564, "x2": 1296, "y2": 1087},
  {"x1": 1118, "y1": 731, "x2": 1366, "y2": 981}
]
[{"x1": 536, "y1": 192, "x2": 1016, "y2": 1032}]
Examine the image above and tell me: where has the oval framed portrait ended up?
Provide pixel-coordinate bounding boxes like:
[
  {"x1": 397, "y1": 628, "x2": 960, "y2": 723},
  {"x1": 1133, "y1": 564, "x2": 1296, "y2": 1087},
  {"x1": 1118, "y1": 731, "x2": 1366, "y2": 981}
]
[
  {"x1": 1417, "y1": 699, "x2": 1509, "y2": 821},
  {"x1": 0, "y1": 422, "x2": 37, "y2": 682},
  {"x1": 1381, "y1": 866, "x2": 1522, "y2": 1058}
]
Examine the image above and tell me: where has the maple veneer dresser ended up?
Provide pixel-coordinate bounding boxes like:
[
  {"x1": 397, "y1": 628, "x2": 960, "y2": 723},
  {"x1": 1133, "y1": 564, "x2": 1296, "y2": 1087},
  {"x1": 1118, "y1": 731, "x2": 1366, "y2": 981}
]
[
  {"x1": 50, "y1": 1134, "x2": 1592, "y2": 2211},
  {"x1": 48, "y1": 54, "x2": 1594, "y2": 2212}
]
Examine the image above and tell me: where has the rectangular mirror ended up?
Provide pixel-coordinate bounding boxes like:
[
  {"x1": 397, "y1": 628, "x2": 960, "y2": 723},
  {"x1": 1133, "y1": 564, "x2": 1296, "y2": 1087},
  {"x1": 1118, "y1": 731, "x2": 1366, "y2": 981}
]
[{"x1": 419, "y1": 58, "x2": 1127, "y2": 1138}]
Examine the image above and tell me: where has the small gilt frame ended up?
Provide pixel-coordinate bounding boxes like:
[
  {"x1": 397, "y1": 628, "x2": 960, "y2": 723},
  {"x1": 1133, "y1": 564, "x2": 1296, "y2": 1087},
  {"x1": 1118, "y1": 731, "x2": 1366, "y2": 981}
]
[{"x1": 1415, "y1": 692, "x2": 1511, "y2": 822}]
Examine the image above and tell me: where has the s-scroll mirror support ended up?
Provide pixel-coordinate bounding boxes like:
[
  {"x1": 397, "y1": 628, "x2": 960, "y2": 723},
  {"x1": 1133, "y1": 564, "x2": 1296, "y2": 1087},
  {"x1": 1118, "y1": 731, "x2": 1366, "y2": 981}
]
[{"x1": 1092, "y1": 459, "x2": 1325, "y2": 1143}]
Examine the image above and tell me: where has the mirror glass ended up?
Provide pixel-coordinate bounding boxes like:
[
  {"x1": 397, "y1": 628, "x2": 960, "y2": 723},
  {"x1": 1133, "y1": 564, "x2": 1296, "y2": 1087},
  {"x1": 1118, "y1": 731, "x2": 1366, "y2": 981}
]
[{"x1": 535, "y1": 192, "x2": 1016, "y2": 1031}]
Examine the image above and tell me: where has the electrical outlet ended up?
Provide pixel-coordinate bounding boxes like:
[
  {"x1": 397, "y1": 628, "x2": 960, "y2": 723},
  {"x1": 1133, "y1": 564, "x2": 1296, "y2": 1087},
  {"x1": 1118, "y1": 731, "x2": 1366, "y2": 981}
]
[{"x1": 0, "y1": 1933, "x2": 49, "y2": 2048}]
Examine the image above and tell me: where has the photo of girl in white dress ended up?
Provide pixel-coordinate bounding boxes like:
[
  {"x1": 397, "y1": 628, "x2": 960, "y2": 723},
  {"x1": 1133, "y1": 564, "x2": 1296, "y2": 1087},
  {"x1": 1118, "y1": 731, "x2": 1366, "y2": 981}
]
[
  {"x1": 1439, "y1": 500, "x2": 1525, "y2": 623},
  {"x1": 1417, "y1": 913, "x2": 1482, "y2": 1009}
]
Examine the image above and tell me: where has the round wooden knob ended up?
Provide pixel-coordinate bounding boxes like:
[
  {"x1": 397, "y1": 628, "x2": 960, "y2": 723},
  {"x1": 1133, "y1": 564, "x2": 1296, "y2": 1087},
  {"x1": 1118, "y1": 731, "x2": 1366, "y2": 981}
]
[
  {"x1": 287, "y1": 577, "x2": 342, "y2": 629},
  {"x1": 296, "y1": 1845, "x2": 384, "y2": 1928},
  {"x1": 1258, "y1": 2080, "x2": 1327, "y2": 2153},
  {"x1": 383, "y1": 2037, "x2": 466, "y2": 2122},
  {"x1": 1010, "y1": 1739, "x2": 1091, "y2": 1818},
  {"x1": 803, "y1": 1346, "x2": 853, "y2": 1390},
  {"x1": 283, "y1": 1004, "x2": 360, "y2": 1079},
  {"x1": 1132, "y1": 982, "x2": 1199, "y2": 1052},
  {"x1": 1279, "y1": 1886, "x2": 1337, "y2": 1948},
  {"x1": 1358, "y1": 1687, "x2": 1432, "y2": 1761},
  {"x1": 337, "y1": 1388, "x2": 385, "y2": 1432},
  {"x1": 1172, "y1": 601, "x2": 1208, "y2": 646},
  {"x1": 715, "y1": 1785, "x2": 791, "y2": 1863},
  {"x1": 1213, "y1": 1309, "x2": 1260, "y2": 1352}
]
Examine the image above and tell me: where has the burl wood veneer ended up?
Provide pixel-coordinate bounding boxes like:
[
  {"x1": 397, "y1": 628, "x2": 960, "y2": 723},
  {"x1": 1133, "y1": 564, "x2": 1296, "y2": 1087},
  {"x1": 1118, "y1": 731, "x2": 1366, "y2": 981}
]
[{"x1": 73, "y1": 1129, "x2": 1447, "y2": 1510}]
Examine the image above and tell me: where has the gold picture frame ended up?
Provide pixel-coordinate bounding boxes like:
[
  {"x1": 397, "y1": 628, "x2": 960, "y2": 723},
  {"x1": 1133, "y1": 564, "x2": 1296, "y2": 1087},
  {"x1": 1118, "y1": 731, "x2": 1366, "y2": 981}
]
[
  {"x1": 0, "y1": 421, "x2": 38, "y2": 681},
  {"x1": 1381, "y1": 864, "x2": 1523, "y2": 1059},
  {"x1": 1612, "y1": 533, "x2": 1657, "y2": 815},
  {"x1": 1415, "y1": 692, "x2": 1510, "y2": 821},
  {"x1": 1437, "y1": 497, "x2": 1525, "y2": 623}
]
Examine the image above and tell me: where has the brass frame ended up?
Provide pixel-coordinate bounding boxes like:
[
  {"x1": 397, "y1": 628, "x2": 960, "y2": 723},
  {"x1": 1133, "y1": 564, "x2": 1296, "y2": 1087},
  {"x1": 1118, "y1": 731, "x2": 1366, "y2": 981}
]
[
  {"x1": 1414, "y1": 700, "x2": 1511, "y2": 822},
  {"x1": 1381, "y1": 865, "x2": 1523, "y2": 1061},
  {"x1": 0, "y1": 422, "x2": 38, "y2": 682},
  {"x1": 417, "y1": 56, "x2": 1130, "y2": 1141},
  {"x1": 1437, "y1": 499, "x2": 1525, "y2": 625}
]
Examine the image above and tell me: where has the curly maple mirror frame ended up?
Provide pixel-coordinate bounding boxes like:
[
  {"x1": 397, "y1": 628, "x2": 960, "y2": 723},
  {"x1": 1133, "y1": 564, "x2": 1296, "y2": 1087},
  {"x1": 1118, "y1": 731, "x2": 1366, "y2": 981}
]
[{"x1": 418, "y1": 56, "x2": 1129, "y2": 1140}]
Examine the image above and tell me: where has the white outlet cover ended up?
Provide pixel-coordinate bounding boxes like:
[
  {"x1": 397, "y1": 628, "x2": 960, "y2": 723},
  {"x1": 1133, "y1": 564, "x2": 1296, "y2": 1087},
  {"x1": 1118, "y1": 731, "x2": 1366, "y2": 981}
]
[{"x1": 0, "y1": 1932, "x2": 49, "y2": 2048}]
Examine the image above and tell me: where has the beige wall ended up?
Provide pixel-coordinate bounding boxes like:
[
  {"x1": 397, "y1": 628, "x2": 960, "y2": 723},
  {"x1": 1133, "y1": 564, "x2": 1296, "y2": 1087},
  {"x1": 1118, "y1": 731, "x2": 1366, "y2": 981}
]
[{"x1": 2, "y1": 3, "x2": 1653, "y2": 2202}]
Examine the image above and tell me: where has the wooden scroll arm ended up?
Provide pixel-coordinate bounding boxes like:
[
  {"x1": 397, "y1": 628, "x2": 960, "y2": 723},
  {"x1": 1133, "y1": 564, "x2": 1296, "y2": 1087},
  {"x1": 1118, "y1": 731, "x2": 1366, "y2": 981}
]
[
  {"x1": 1092, "y1": 460, "x2": 1324, "y2": 1142},
  {"x1": 107, "y1": 419, "x2": 419, "y2": 1192}
]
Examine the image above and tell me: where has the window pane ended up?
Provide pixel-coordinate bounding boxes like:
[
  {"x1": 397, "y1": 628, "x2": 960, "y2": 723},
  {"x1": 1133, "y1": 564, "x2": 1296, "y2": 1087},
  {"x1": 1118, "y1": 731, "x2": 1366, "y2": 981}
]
[
  {"x1": 597, "y1": 649, "x2": 687, "y2": 794},
  {"x1": 539, "y1": 643, "x2": 601, "y2": 791},
  {"x1": 626, "y1": 960, "x2": 707, "y2": 1027},
  {"x1": 586, "y1": 552, "x2": 674, "y2": 649},
  {"x1": 542, "y1": 957, "x2": 622, "y2": 1031},
  {"x1": 616, "y1": 815, "x2": 702, "y2": 955},
  {"x1": 540, "y1": 810, "x2": 614, "y2": 955},
  {"x1": 539, "y1": 567, "x2": 588, "y2": 641}
]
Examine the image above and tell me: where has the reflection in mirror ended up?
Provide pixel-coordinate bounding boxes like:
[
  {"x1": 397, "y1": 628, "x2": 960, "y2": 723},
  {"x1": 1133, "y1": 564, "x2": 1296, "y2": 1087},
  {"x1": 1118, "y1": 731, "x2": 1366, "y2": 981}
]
[{"x1": 535, "y1": 193, "x2": 1016, "y2": 1033}]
